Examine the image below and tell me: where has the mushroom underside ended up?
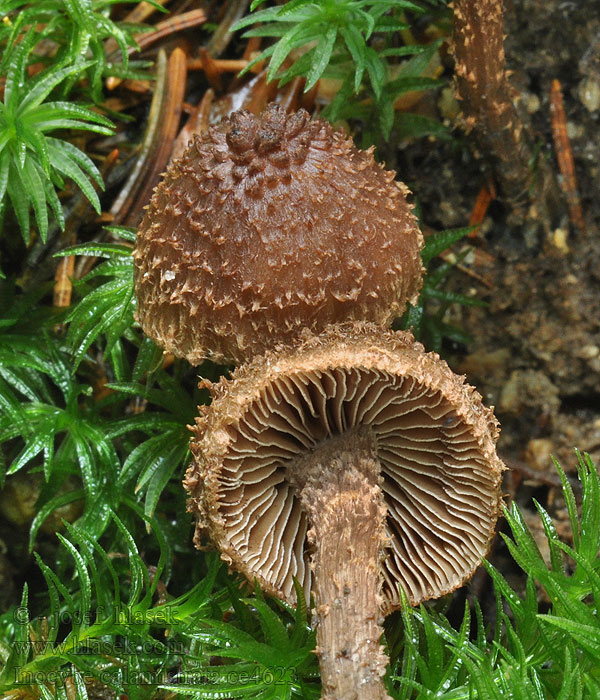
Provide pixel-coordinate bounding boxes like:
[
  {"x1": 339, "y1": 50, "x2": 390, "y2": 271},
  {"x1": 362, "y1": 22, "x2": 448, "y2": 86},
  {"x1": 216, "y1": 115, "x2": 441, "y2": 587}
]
[{"x1": 210, "y1": 365, "x2": 499, "y2": 609}]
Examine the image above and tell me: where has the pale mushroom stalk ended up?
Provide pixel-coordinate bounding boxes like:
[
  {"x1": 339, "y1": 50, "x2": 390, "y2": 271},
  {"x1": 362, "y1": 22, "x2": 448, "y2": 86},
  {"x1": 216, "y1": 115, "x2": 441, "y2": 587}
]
[{"x1": 288, "y1": 428, "x2": 391, "y2": 700}]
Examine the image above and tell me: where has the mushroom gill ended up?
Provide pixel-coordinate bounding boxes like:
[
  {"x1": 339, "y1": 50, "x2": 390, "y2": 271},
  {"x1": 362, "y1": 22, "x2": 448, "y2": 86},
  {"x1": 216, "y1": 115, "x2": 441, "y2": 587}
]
[
  {"x1": 189, "y1": 327, "x2": 502, "y2": 609},
  {"x1": 213, "y1": 364, "x2": 497, "y2": 609},
  {"x1": 186, "y1": 323, "x2": 504, "y2": 700}
]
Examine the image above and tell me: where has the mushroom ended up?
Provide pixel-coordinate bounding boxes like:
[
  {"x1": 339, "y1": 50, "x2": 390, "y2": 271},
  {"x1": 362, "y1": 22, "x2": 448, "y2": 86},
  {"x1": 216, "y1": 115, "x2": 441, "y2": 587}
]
[
  {"x1": 185, "y1": 323, "x2": 504, "y2": 700},
  {"x1": 133, "y1": 103, "x2": 423, "y2": 365}
]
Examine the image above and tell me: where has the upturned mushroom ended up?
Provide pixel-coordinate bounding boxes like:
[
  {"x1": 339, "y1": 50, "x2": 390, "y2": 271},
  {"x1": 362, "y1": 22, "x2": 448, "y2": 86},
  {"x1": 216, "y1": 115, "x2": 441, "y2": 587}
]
[
  {"x1": 185, "y1": 323, "x2": 504, "y2": 700},
  {"x1": 133, "y1": 103, "x2": 423, "y2": 365}
]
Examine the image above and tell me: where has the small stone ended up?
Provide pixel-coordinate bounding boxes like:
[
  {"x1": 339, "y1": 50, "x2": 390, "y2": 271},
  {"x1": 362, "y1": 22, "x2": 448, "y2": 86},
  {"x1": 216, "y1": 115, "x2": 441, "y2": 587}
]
[
  {"x1": 456, "y1": 348, "x2": 510, "y2": 378},
  {"x1": 589, "y1": 357, "x2": 600, "y2": 373},
  {"x1": 523, "y1": 92, "x2": 540, "y2": 114},
  {"x1": 552, "y1": 228, "x2": 569, "y2": 253},
  {"x1": 566, "y1": 121, "x2": 584, "y2": 140},
  {"x1": 499, "y1": 370, "x2": 560, "y2": 416},
  {"x1": 576, "y1": 345, "x2": 599, "y2": 359},
  {"x1": 578, "y1": 76, "x2": 600, "y2": 112},
  {"x1": 525, "y1": 438, "x2": 554, "y2": 471}
]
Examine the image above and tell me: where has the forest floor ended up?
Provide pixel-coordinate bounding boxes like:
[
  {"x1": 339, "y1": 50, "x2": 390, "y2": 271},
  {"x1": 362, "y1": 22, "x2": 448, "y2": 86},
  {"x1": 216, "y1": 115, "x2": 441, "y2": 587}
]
[
  {"x1": 0, "y1": 0, "x2": 598, "y2": 639},
  {"x1": 399, "y1": 0, "x2": 600, "y2": 614}
]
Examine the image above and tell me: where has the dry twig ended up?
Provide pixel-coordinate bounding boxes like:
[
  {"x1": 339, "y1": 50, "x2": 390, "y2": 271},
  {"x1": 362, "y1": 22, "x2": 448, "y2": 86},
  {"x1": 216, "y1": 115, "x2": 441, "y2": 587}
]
[
  {"x1": 549, "y1": 79, "x2": 585, "y2": 236},
  {"x1": 468, "y1": 183, "x2": 496, "y2": 238},
  {"x1": 171, "y1": 88, "x2": 215, "y2": 163},
  {"x1": 53, "y1": 253, "x2": 75, "y2": 310},
  {"x1": 207, "y1": 0, "x2": 251, "y2": 58},
  {"x1": 110, "y1": 48, "x2": 187, "y2": 227}
]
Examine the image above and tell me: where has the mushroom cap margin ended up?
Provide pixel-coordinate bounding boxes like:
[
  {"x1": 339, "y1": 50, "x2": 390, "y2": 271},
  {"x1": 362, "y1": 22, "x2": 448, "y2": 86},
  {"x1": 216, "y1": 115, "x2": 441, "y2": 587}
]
[{"x1": 184, "y1": 322, "x2": 505, "y2": 609}]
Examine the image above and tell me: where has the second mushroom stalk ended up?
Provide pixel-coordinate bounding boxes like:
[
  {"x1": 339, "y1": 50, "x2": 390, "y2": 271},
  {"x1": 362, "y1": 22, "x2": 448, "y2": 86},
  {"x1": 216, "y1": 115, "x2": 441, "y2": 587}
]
[{"x1": 134, "y1": 104, "x2": 504, "y2": 700}]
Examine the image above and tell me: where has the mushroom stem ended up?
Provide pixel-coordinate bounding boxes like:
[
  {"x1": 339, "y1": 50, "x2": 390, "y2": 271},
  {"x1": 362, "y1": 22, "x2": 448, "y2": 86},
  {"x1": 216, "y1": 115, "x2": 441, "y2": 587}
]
[{"x1": 290, "y1": 429, "x2": 391, "y2": 700}]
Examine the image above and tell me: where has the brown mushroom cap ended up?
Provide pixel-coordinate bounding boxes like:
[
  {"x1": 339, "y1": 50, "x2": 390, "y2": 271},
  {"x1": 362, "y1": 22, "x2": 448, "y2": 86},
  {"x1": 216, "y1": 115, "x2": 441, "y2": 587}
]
[
  {"x1": 134, "y1": 104, "x2": 424, "y2": 365},
  {"x1": 185, "y1": 323, "x2": 504, "y2": 609}
]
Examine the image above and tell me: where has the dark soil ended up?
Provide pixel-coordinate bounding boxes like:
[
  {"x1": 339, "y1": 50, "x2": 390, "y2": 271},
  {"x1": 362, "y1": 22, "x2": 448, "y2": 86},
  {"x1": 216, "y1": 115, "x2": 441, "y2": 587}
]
[
  {"x1": 406, "y1": 0, "x2": 600, "y2": 475},
  {"x1": 395, "y1": 0, "x2": 600, "y2": 606}
]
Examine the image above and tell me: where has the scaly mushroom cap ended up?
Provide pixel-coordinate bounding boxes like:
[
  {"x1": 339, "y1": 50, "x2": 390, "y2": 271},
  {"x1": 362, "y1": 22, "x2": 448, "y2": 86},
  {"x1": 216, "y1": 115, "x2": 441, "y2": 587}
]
[
  {"x1": 185, "y1": 323, "x2": 504, "y2": 609},
  {"x1": 134, "y1": 104, "x2": 424, "y2": 365}
]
